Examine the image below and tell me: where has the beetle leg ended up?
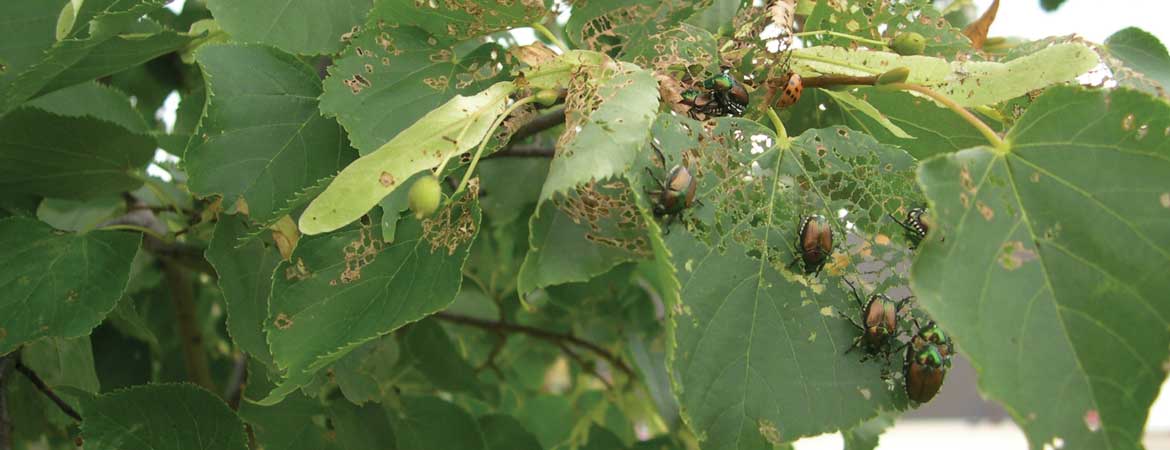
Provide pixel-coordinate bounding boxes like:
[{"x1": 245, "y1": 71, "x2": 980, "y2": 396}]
[
  {"x1": 843, "y1": 278, "x2": 865, "y2": 309},
  {"x1": 838, "y1": 312, "x2": 864, "y2": 331},
  {"x1": 649, "y1": 141, "x2": 668, "y2": 167},
  {"x1": 644, "y1": 168, "x2": 667, "y2": 190}
]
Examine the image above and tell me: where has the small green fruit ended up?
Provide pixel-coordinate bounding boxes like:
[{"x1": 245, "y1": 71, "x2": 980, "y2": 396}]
[
  {"x1": 408, "y1": 175, "x2": 442, "y2": 219},
  {"x1": 534, "y1": 89, "x2": 560, "y2": 107},
  {"x1": 876, "y1": 67, "x2": 911, "y2": 85},
  {"x1": 890, "y1": 32, "x2": 926, "y2": 56}
]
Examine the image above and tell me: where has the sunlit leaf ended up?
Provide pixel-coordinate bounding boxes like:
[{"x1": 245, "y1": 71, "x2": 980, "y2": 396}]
[
  {"x1": 26, "y1": 82, "x2": 149, "y2": 133},
  {"x1": 912, "y1": 86, "x2": 1170, "y2": 449},
  {"x1": 376, "y1": 0, "x2": 546, "y2": 47},
  {"x1": 804, "y1": 0, "x2": 970, "y2": 57}
]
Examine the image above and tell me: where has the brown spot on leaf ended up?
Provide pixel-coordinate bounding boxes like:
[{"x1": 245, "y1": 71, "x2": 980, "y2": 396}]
[
  {"x1": 757, "y1": 419, "x2": 783, "y2": 445},
  {"x1": 1030, "y1": 172, "x2": 1041, "y2": 183},
  {"x1": 379, "y1": 171, "x2": 396, "y2": 187},
  {"x1": 977, "y1": 201, "x2": 994, "y2": 221},
  {"x1": 999, "y1": 241, "x2": 1036, "y2": 270},
  {"x1": 344, "y1": 74, "x2": 372, "y2": 94},
  {"x1": 336, "y1": 220, "x2": 382, "y2": 284},
  {"x1": 65, "y1": 289, "x2": 79, "y2": 302},
  {"x1": 274, "y1": 313, "x2": 293, "y2": 330},
  {"x1": 0, "y1": 328, "x2": 6, "y2": 340},
  {"x1": 284, "y1": 258, "x2": 310, "y2": 280},
  {"x1": 960, "y1": 165, "x2": 975, "y2": 192},
  {"x1": 1122, "y1": 113, "x2": 1136, "y2": 131},
  {"x1": 1161, "y1": 192, "x2": 1170, "y2": 208}
]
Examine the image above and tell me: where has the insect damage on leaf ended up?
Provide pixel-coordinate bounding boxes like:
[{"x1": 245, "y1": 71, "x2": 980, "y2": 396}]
[
  {"x1": 335, "y1": 218, "x2": 383, "y2": 285},
  {"x1": 422, "y1": 179, "x2": 479, "y2": 255},
  {"x1": 554, "y1": 180, "x2": 650, "y2": 256}
]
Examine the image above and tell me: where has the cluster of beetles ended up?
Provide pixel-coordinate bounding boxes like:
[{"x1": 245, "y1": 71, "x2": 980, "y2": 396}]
[{"x1": 642, "y1": 68, "x2": 953, "y2": 403}]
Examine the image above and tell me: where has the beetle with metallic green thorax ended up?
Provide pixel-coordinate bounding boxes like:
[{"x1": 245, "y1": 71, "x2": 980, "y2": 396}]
[
  {"x1": 911, "y1": 320, "x2": 953, "y2": 362},
  {"x1": 904, "y1": 343, "x2": 947, "y2": 404},
  {"x1": 790, "y1": 214, "x2": 833, "y2": 275},
  {"x1": 840, "y1": 278, "x2": 908, "y2": 360},
  {"x1": 644, "y1": 142, "x2": 699, "y2": 229},
  {"x1": 700, "y1": 72, "x2": 749, "y2": 117}
]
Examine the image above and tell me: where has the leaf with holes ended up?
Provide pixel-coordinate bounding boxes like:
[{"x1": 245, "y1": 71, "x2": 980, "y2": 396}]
[
  {"x1": 566, "y1": 0, "x2": 709, "y2": 56},
  {"x1": 302, "y1": 81, "x2": 510, "y2": 235},
  {"x1": 804, "y1": 0, "x2": 970, "y2": 57},
  {"x1": 0, "y1": 218, "x2": 139, "y2": 354},
  {"x1": 261, "y1": 193, "x2": 480, "y2": 405},
  {"x1": 783, "y1": 88, "x2": 990, "y2": 160},
  {"x1": 640, "y1": 115, "x2": 923, "y2": 448},
  {"x1": 1105, "y1": 27, "x2": 1170, "y2": 98},
  {"x1": 911, "y1": 86, "x2": 1170, "y2": 449},
  {"x1": 188, "y1": 44, "x2": 356, "y2": 225},
  {"x1": 206, "y1": 0, "x2": 372, "y2": 55},
  {"x1": 0, "y1": 108, "x2": 155, "y2": 200},
  {"x1": 792, "y1": 43, "x2": 1098, "y2": 107},
  {"x1": 81, "y1": 384, "x2": 248, "y2": 450},
  {"x1": 320, "y1": 21, "x2": 513, "y2": 154},
  {"x1": 376, "y1": 0, "x2": 546, "y2": 47}
]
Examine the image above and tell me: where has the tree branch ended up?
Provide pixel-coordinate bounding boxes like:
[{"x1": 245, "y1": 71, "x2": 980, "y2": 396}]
[
  {"x1": 510, "y1": 107, "x2": 565, "y2": 142},
  {"x1": 224, "y1": 353, "x2": 248, "y2": 411},
  {"x1": 163, "y1": 262, "x2": 216, "y2": 391},
  {"x1": 12, "y1": 359, "x2": 82, "y2": 422},
  {"x1": 433, "y1": 312, "x2": 635, "y2": 380},
  {"x1": 800, "y1": 74, "x2": 879, "y2": 88}
]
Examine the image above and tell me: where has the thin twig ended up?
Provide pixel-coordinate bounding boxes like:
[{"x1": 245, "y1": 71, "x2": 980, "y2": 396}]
[
  {"x1": 224, "y1": 353, "x2": 248, "y2": 411},
  {"x1": 890, "y1": 82, "x2": 1005, "y2": 149},
  {"x1": 434, "y1": 312, "x2": 635, "y2": 379},
  {"x1": 556, "y1": 342, "x2": 613, "y2": 389},
  {"x1": 0, "y1": 356, "x2": 14, "y2": 450},
  {"x1": 800, "y1": 74, "x2": 879, "y2": 88},
  {"x1": 12, "y1": 360, "x2": 82, "y2": 422},
  {"x1": 488, "y1": 144, "x2": 556, "y2": 158}
]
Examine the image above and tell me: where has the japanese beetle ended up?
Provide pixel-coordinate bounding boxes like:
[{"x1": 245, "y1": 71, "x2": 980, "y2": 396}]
[
  {"x1": 889, "y1": 207, "x2": 932, "y2": 247},
  {"x1": 791, "y1": 214, "x2": 833, "y2": 275},
  {"x1": 911, "y1": 320, "x2": 953, "y2": 361},
  {"x1": 644, "y1": 142, "x2": 699, "y2": 229},
  {"x1": 904, "y1": 343, "x2": 947, "y2": 404},
  {"x1": 840, "y1": 279, "x2": 907, "y2": 359},
  {"x1": 701, "y1": 72, "x2": 748, "y2": 117}
]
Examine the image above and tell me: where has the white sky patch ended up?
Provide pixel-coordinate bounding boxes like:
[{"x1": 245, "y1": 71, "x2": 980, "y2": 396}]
[{"x1": 165, "y1": 0, "x2": 185, "y2": 14}]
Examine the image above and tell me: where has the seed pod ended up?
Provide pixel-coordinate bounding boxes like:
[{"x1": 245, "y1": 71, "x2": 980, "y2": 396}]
[
  {"x1": 890, "y1": 32, "x2": 926, "y2": 56},
  {"x1": 876, "y1": 67, "x2": 911, "y2": 85},
  {"x1": 408, "y1": 175, "x2": 442, "y2": 219},
  {"x1": 533, "y1": 89, "x2": 560, "y2": 107}
]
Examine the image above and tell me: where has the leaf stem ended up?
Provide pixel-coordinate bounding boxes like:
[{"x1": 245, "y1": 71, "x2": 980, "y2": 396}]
[
  {"x1": 455, "y1": 96, "x2": 539, "y2": 195},
  {"x1": 531, "y1": 22, "x2": 569, "y2": 52},
  {"x1": 890, "y1": 83, "x2": 1005, "y2": 150},
  {"x1": 434, "y1": 311, "x2": 636, "y2": 380},
  {"x1": 162, "y1": 262, "x2": 216, "y2": 391},
  {"x1": 792, "y1": 30, "x2": 889, "y2": 48},
  {"x1": 0, "y1": 355, "x2": 14, "y2": 448},
  {"x1": 790, "y1": 52, "x2": 883, "y2": 75},
  {"x1": 766, "y1": 107, "x2": 790, "y2": 148}
]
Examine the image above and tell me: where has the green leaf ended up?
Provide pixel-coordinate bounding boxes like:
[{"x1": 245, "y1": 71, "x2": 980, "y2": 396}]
[
  {"x1": 301, "y1": 81, "x2": 511, "y2": 235},
  {"x1": 206, "y1": 214, "x2": 281, "y2": 366},
  {"x1": 539, "y1": 64, "x2": 658, "y2": 200},
  {"x1": 329, "y1": 400, "x2": 398, "y2": 450},
  {"x1": 206, "y1": 0, "x2": 372, "y2": 55},
  {"x1": 240, "y1": 392, "x2": 336, "y2": 450},
  {"x1": 188, "y1": 44, "x2": 356, "y2": 224},
  {"x1": 1105, "y1": 27, "x2": 1170, "y2": 98},
  {"x1": 262, "y1": 194, "x2": 481, "y2": 404},
  {"x1": 792, "y1": 43, "x2": 1099, "y2": 107},
  {"x1": 393, "y1": 395, "x2": 486, "y2": 450},
  {"x1": 804, "y1": 0, "x2": 970, "y2": 57},
  {"x1": 581, "y1": 424, "x2": 627, "y2": 450},
  {"x1": 25, "y1": 82, "x2": 149, "y2": 133},
  {"x1": 0, "y1": 0, "x2": 194, "y2": 113},
  {"x1": 332, "y1": 334, "x2": 400, "y2": 404},
  {"x1": 620, "y1": 24, "x2": 720, "y2": 73},
  {"x1": 517, "y1": 185, "x2": 652, "y2": 294},
  {"x1": 21, "y1": 336, "x2": 100, "y2": 417},
  {"x1": 402, "y1": 319, "x2": 484, "y2": 398},
  {"x1": 106, "y1": 296, "x2": 161, "y2": 353},
  {"x1": 842, "y1": 413, "x2": 895, "y2": 450},
  {"x1": 36, "y1": 196, "x2": 124, "y2": 232},
  {"x1": 0, "y1": 108, "x2": 154, "y2": 200},
  {"x1": 912, "y1": 86, "x2": 1170, "y2": 449},
  {"x1": 480, "y1": 414, "x2": 544, "y2": 450},
  {"x1": 376, "y1": 0, "x2": 546, "y2": 47},
  {"x1": 0, "y1": 217, "x2": 139, "y2": 354},
  {"x1": 654, "y1": 116, "x2": 923, "y2": 447},
  {"x1": 81, "y1": 383, "x2": 248, "y2": 450},
  {"x1": 817, "y1": 89, "x2": 913, "y2": 139},
  {"x1": 0, "y1": 1, "x2": 61, "y2": 89},
  {"x1": 320, "y1": 23, "x2": 513, "y2": 154},
  {"x1": 566, "y1": 0, "x2": 709, "y2": 55},
  {"x1": 783, "y1": 87, "x2": 989, "y2": 160}
]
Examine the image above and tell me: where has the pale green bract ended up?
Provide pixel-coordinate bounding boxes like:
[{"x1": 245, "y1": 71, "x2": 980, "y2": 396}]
[
  {"x1": 793, "y1": 43, "x2": 1099, "y2": 107},
  {"x1": 299, "y1": 81, "x2": 514, "y2": 235}
]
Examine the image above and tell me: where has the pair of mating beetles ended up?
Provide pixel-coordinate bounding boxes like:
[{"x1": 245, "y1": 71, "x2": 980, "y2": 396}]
[{"x1": 679, "y1": 70, "x2": 805, "y2": 119}]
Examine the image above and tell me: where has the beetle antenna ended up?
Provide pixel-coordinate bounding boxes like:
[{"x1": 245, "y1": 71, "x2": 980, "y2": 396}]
[{"x1": 649, "y1": 140, "x2": 668, "y2": 166}]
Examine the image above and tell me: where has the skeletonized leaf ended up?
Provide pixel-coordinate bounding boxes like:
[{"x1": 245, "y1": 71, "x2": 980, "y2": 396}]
[
  {"x1": 804, "y1": 0, "x2": 969, "y2": 57},
  {"x1": 912, "y1": 86, "x2": 1170, "y2": 449},
  {"x1": 300, "y1": 81, "x2": 511, "y2": 235},
  {"x1": 376, "y1": 0, "x2": 546, "y2": 47},
  {"x1": 0, "y1": 218, "x2": 139, "y2": 354}
]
